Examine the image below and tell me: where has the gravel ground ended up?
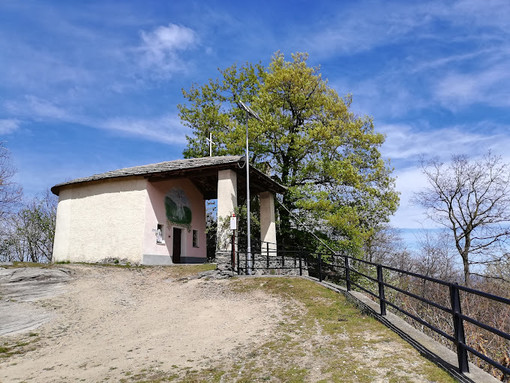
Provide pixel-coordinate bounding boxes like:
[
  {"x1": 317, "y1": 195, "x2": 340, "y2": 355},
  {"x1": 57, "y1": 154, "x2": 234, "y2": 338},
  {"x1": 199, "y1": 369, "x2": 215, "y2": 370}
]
[{"x1": 0, "y1": 265, "x2": 283, "y2": 382}]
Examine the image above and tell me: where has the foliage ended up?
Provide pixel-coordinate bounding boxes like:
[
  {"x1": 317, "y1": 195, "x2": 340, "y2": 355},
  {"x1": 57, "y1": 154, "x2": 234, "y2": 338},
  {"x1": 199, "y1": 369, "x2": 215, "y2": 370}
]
[
  {"x1": 414, "y1": 152, "x2": 510, "y2": 285},
  {"x1": 179, "y1": 52, "x2": 399, "y2": 254}
]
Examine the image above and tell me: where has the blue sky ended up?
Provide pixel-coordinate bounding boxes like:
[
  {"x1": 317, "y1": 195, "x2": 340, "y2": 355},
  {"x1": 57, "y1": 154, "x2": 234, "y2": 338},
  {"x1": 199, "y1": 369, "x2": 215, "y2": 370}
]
[{"x1": 2, "y1": 0, "x2": 510, "y2": 234}]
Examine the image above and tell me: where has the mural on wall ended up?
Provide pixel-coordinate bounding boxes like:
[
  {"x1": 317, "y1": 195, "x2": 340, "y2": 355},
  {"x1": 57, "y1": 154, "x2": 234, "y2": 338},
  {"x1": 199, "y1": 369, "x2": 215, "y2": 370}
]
[{"x1": 165, "y1": 187, "x2": 192, "y2": 228}]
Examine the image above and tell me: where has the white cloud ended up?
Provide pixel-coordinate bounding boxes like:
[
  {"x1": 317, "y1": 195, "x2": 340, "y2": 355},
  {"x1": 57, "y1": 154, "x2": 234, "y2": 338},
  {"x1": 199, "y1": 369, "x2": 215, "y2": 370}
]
[
  {"x1": 434, "y1": 64, "x2": 510, "y2": 109},
  {"x1": 380, "y1": 122, "x2": 510, "y2": 229},
  {"x1": 4, "y1": 95, "x2": 187, "y2": 146},
  {"x1": 302, "y1": 1, "x2": 510, "y2": 58},
  {"x1": 333, "y1": 70, "x2": 431, "y2": 119},
  {"x1": 138, "y1": 23, "x2": 197, "y2": 77},
  {"x1": 0, "y1": 119, "x2": 20, "y2": 135},
  {"x1": 390, "y1": 166, "x2": 436, "y2": 229},
  {"x1": 25, "y1": 96, "x2": 72, "y2": 120},
  {"x1": 5, "y1": 96, "x2": 73, "y2": 121},
  {"x1": 99, "y1": 115, "x2": 188, "y2": 145},
  {"x1": 379, "y1": 123, "x2": 502, "y2": 162},
  {"x1": 453, "y1": 0, "x2": 510, "y2": 33},
  {"x1": 300, "y1": 2, "x2": 446, "y2": 57},
  {"x1": 409, "y1": 49, "x2": 496, "y2": 74}
]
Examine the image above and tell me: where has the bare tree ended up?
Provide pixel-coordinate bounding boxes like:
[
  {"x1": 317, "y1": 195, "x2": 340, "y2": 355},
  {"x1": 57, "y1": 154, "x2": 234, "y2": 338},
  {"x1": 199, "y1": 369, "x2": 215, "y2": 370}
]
[
  {"x1": 363, "y1": 225, "x2": 411, "y2": 269},
  {"x1": 413, "y1": 230, "x2": 458, "y2": 281},
  {"x1": 0, "y1": 142, "x2": 22, "y2": 219},
  {"x1": 413, "y1": 152, "x2": 510, "y2": 285},
  {"x1": 0, "y1": 191, "x2": 57, "y2": 263},
  {"x1": 485, "y1": 253, "x2": 510, "y2": 284}
]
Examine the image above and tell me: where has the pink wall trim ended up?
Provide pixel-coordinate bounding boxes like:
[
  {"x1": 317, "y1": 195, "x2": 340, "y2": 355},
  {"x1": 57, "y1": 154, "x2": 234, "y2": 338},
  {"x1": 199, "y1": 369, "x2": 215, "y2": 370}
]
[{"x1": 144, "y1": 178, "x2": 206, "y2": 262}]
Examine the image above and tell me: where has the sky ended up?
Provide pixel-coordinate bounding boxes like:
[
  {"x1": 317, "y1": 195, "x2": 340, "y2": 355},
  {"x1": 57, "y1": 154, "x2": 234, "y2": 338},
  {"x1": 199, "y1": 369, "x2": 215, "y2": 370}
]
[{"x1": 1, "y1": 0, "x2": 510, "y2": 240}]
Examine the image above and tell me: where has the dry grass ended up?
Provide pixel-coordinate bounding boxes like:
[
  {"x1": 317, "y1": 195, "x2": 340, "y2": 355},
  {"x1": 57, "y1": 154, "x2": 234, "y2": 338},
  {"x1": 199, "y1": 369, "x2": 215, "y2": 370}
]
[{"x1": 125, "y1": 277, "x2": 456, "y2": 382}]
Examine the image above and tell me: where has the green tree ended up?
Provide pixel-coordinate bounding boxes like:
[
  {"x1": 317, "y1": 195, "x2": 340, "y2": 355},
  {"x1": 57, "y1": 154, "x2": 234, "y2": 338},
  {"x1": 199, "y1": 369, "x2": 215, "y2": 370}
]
[{"x1": 179, "y1": 52, "x2": 399, "y2": 254}]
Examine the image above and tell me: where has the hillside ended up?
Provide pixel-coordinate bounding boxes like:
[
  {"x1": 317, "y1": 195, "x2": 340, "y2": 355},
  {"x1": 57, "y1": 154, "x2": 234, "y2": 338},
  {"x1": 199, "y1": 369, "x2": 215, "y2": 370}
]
[{"x1": 0, "y1": 264, "x2": 455, "y2": 382}]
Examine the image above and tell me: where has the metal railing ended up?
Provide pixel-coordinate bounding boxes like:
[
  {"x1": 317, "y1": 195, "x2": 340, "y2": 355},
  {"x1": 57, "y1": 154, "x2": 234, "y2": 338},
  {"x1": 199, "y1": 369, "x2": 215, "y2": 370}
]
[
  {"x1": 232, "y1": 246, "x2": 510, "y2": 378},
  {"x1": 234, "y1": 240, "x2": 307, "y2": 275},
  {"x1": 311, "y1": 252, "x2": 510, "y2": 378}
]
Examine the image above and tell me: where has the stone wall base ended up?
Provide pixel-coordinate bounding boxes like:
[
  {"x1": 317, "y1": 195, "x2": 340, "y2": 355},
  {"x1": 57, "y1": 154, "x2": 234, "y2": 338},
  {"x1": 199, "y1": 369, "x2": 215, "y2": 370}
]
[{"x1": 215, "y1": 250, "x2": 308, "y2": 276}]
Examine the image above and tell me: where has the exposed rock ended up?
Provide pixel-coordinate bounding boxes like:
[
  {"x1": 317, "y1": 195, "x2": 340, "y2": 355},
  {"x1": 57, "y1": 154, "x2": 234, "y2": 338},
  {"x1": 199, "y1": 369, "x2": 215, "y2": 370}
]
[
  {"x1": 97, "y1": 257, "x2": 133, "y2": 266},
  {"x1": 179, "y1": 269, "x2": 234, "y2": 281},
  {"x1": 0, "y1": 267, "x2": 73, "y2": 336},
  {"x1": 0, "y1": 268, "x2": 72, "y2": 285}
]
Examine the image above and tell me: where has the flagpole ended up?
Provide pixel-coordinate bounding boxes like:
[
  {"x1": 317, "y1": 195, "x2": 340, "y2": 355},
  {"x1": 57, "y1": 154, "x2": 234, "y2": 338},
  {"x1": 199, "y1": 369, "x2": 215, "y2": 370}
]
[{"x1": 236, "y1": 100, "x2": 261, "y2": 275}]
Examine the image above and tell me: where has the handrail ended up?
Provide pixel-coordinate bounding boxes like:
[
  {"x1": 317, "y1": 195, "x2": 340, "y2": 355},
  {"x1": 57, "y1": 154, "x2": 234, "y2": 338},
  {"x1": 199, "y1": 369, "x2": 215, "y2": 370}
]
[
  {"x1": 323, "y1": 253, "x2": 509, "y2": 377},
  {"x1": 232, "y1": 246, "x2": 510, "y2": 379},
  {"x1": 382, "y1": 280, "x2": 452, "y2": 314}
]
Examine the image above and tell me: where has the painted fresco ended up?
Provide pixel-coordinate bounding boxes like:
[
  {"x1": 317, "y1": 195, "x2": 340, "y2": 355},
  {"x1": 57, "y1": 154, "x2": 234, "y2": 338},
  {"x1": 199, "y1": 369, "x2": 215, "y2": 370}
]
[{"x1": 165, "y1": 187, "x2": 192, "y2": 227}]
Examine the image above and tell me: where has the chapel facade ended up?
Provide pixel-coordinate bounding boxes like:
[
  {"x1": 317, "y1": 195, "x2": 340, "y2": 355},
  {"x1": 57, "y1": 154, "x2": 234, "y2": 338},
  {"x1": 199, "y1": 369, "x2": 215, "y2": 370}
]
[{"x1": 51, "y1": 156, "x2": 284, "y2": 265}]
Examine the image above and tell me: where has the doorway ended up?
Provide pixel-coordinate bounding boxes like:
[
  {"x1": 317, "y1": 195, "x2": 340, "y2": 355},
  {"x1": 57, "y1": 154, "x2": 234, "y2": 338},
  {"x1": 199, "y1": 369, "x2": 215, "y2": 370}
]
[{"x1": 172, "y1": 227, "x2": 182, "y2": 263}]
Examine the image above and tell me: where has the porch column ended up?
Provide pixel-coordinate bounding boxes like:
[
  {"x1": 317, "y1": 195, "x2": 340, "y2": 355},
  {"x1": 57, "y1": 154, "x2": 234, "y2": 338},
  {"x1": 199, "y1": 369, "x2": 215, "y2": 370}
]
[
  {"x1": 217, "y1": 169, "x2": 237, "y2": 252},
  {"x1": 259, "y1": 191, "x2": 277, "y2": 253}
]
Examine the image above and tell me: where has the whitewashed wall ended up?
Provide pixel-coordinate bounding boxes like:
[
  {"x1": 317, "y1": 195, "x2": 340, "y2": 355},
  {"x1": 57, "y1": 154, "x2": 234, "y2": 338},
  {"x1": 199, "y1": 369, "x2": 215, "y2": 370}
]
[{"x1": 52, "y1": 177, "x2": 148, "y2": 264}]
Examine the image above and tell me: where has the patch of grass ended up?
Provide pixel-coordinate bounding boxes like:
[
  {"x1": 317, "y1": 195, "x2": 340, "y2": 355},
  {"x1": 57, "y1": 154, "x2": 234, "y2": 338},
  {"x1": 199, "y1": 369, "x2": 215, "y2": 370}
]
[
  {"x1": 0, "y1": 345, "x2": 11, "y2": 354},
  {"x1": 121, "y1": 368, "x2": 179, "y2": 383},
  {"x1": 118, "y1": 277, "x2": 456, "y2": 383},
  {"x1": 5, "y1": 262, "x2": 53, "y2": 268},
  {"x1": 165, "y1": 264, "x2": 216, "y2": 279},
  {"x1": 87, "y1": 261, "x2": 142, "y2": 269},
  {"x1": 0, "y1": 335, "x2": 40, "y2": 359}
]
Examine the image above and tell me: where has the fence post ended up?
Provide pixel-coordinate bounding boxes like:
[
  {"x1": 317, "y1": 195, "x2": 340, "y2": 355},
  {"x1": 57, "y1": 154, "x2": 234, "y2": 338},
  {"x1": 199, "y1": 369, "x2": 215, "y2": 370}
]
[
  {"x1": 449, "y1": 283, "x2": 469, "y2": 373},
  {"x1": 231, "y1": 233, "x2": 236, "y2": 272},
  {"x1": 318, "y1": 254, "x2": 323, "y2": 282},
  {"x1": 377, "y1": 265, "x2": 386, "y2": 316},
  {"x1": 344, "y1": 256, "x2": 351, "y2": 291},
  {"x1": 299, "y1": 252, "x2": 302, "y2": 276}
]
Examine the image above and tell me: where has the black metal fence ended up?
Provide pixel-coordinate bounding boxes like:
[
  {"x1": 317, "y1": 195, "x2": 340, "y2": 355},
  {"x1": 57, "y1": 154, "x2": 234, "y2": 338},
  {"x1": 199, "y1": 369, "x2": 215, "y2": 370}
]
[
  {"x1": 233, "y1": 246, "x2": 510, "y2": 379},
  {"x1": 233, "y1": 240, "x2": 307, "y2": 275}
]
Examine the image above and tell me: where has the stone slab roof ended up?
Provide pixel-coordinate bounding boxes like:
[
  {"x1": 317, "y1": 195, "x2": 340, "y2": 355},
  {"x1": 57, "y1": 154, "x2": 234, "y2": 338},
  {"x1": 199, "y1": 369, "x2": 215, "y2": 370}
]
[{"x1": 51, "y1": 156, "x2": 285, "y2": 196}]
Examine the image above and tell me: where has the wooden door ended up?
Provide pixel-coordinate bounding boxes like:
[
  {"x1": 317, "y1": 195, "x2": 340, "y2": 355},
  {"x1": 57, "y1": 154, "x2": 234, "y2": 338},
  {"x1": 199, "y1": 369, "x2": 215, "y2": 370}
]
[{"x1": 172, "y1": 227, "x2": 182, "y2": 264}]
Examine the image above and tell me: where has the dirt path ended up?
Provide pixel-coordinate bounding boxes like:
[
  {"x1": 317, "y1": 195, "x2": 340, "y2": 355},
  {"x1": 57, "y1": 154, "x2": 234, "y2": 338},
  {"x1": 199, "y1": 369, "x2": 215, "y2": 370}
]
[
  {"x1": 0, "y1": 265, "x2": 460, "y2": 383},
  {"x1": 0, "y1": 265, "x2": 283, "y2": 383}
]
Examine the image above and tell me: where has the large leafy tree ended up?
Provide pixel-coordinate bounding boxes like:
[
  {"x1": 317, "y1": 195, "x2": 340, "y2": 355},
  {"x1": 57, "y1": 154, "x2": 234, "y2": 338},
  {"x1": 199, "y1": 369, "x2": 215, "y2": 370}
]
[{"x1": 179, "y1": 52, "x2": 399, "y2": 254}]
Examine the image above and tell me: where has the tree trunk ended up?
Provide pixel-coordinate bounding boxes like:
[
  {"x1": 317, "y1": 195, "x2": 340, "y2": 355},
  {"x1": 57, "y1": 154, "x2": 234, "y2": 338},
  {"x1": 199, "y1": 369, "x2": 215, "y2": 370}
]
[{"x1": 462, "y1": 254, "x2": 470, "y2": 287}]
